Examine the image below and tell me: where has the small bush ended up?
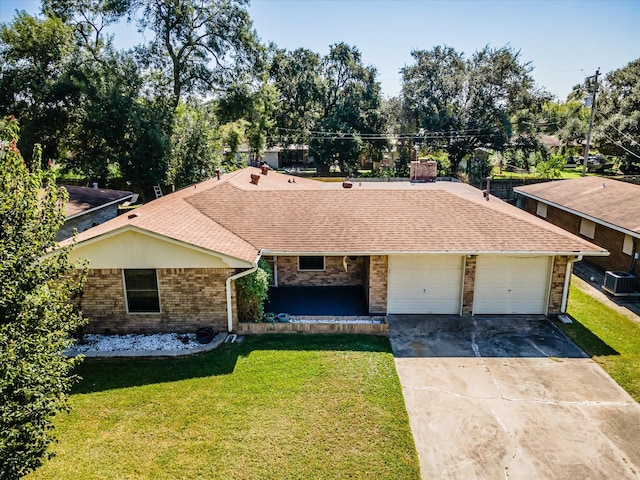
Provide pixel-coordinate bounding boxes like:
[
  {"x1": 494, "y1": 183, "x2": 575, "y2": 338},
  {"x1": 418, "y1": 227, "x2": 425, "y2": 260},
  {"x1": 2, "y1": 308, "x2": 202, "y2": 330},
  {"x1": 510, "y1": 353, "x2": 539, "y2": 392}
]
[
  {"x1": 236, "y1": 260, "x2": 272, "y2": 322},
  {"x1": 535, "y1": 154, "x2": 566, "y2": 179}
]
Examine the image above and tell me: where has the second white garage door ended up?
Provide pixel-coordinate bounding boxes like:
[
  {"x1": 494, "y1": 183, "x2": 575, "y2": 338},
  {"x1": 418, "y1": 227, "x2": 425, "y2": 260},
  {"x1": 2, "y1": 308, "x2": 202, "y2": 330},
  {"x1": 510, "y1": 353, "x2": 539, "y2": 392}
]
[
  {"x1": 388, "y1": 255, "x2": 464, "y2": 314},
  {"x1": 473, "y1": 255, "x2": 551, "y2": 314}
]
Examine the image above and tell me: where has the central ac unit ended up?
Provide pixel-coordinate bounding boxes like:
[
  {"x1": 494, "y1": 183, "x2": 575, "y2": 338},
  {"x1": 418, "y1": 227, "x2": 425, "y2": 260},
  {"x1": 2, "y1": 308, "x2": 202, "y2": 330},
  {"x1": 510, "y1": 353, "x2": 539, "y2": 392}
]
[{"x1": 603, "y1": 271, "x2": 637, "y2": 295}]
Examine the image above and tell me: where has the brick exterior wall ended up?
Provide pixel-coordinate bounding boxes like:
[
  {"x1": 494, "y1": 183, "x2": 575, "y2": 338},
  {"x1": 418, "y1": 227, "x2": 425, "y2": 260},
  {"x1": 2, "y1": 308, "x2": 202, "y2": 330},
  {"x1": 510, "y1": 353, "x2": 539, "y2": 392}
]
[
  {"x1": 275, "y1": 255, "x2": 365, "y2": 287},
  {"x1": 524, "y1": 198, "x2": 639, "y2": 281},
  {"x1": 80, "y1": 268, "x2": 233, "y2": 334},
  {"x1": 368, "y1": 256, "x2": 388, "y2": 314},
  {"x1": 462, "y1": 256, "x2": 476, "y2": 315}
]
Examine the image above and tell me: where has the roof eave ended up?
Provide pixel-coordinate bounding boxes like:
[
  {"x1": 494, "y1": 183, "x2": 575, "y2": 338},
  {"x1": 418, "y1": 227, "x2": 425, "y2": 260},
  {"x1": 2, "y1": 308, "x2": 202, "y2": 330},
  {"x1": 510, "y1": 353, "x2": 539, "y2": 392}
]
[
  {"x1": 514, "y1": 189, "x2": 640, "y2": 238},
  {"x1": 55, "y1": 224, "x2": 257, "y2": 267},
  {"x1": 65, "y1": 194, "x2": 134, "y2": 220},
  {"x1": 260, "y1": 249, "x2": 609, "y2": 257}
]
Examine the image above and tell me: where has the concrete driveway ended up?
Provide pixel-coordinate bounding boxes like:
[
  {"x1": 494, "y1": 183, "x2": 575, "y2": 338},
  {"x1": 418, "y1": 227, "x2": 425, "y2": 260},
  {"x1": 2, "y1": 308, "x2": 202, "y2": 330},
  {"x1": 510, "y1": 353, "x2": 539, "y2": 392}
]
[{"x1": 388, "y1": 315, "x2": 640, "y2": 480}]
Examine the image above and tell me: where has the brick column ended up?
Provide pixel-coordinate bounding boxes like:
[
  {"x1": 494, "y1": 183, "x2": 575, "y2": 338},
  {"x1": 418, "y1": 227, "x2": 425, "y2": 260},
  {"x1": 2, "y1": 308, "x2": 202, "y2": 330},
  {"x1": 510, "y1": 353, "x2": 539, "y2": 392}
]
[
  {"x1": 462, "y1": 256, "x2": 476, "y2": 315},
  {"x1": 548, "y1": 256, "x2": 569, "y2": 315},
  {"x1": 368, "y1": 256, "x2": 388, "y2": 315}
]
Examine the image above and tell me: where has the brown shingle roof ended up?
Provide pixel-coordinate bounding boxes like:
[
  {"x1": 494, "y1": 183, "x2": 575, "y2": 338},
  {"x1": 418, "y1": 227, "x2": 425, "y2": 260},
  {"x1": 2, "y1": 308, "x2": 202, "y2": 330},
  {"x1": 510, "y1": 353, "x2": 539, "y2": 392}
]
[
  {"x1": 66, "y1": 167, "x2": 606, "y2": 260},
  {"x1": 188, "y1": 171, "x2": 603, "y2": 254},
  {"x1": 63, "y1": 185, "x2": 133, "y2": 218},
  {"x1": 514, "y1": 177, "x2": 640, "y2": 235},
  {"x1": 63, "y1": 174, "x2": 259, "y2": 263}
]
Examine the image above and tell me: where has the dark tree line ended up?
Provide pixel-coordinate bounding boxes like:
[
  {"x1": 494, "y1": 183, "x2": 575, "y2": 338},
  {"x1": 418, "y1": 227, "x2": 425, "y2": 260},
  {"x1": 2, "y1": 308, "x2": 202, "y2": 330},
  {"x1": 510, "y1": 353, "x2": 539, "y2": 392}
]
[{"x1": 1, "y1": 1, "x2": 638, "y2": 191}]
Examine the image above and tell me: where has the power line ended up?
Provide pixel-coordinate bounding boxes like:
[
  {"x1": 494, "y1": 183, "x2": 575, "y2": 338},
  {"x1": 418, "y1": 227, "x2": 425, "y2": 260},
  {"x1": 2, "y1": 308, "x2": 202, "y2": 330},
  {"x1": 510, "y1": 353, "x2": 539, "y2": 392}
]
[
  {"x1": 595, "y1": 110, "x2": 640, "y2": 147},
  {"x1": 600, "y1": 131, "x2": 640, "y2": 161}
]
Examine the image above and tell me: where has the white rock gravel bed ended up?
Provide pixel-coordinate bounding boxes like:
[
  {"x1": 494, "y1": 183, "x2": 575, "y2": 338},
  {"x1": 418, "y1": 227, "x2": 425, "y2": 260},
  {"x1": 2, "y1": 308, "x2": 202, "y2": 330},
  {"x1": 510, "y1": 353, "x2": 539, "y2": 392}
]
[{"x1": 68, "y1": 333, "x2": 201, "y2": 354}]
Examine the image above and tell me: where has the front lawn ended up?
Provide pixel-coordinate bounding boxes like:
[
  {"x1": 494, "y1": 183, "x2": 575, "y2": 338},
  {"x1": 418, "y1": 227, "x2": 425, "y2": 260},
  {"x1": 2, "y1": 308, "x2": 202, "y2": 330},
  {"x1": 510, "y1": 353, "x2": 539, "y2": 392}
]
[
  {"x1": 27, "y1": 335, "x2": 420, "y2": 480},
  {"x1": 559, "y1": 284, "x2": 640, "y2": 402}
]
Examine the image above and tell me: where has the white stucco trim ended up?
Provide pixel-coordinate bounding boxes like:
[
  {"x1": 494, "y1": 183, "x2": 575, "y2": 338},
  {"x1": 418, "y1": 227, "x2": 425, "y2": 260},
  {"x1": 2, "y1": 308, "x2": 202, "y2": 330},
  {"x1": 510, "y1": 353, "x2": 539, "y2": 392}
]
[{"x1": 61, "y1": 225, "x2": 255, "y2": 268}]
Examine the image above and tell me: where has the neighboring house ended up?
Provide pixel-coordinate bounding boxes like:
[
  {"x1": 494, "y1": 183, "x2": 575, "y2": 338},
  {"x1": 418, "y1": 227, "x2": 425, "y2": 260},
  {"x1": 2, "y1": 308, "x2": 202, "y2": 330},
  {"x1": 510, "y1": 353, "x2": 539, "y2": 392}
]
[
  {"x1": 61, "y1": 167, "x2": 606, "y2": 335},
  {"x1": 514, "y1": 177, "x2": 639, "y2": 285},
  {"x1": 57, "y1": 185, "x2": 133, "y2": 241}
]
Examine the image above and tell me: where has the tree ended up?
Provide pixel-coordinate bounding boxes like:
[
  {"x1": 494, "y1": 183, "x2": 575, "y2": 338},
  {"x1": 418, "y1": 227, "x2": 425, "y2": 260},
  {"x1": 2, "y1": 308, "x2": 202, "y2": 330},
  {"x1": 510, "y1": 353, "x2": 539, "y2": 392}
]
[
  {"x1": 117, "y1": 95, "x2": 174, "y2": 192},
  {"x1": 217, "y1": 79, "x2": 277, "y2": 164},
  {"x1": 135, "y1": 0, "x2": 261, "y2": 108},
  {"x1": 43, "y1": 0, "x2": 133, "y2": 57},
  {"x1": 0, "y1": 116, "x2": 86, "y2": 479},
  {"x1": 595, "y1": 58, "x2": 640, "y2": 171},
  {"x1": 401, "y1": 45, "x2": 538, "y2": 177},
  {"x1": 268, "y1": 47, "x2": 323, "y2": 148},
  {"x1": 540, "y1": 100, "x2": 589, "y2": 149},
  {"x1": 0, "y1": 12, "x2": 78, "y2": 166},
  {"x1": 311, "y1": 43, "x2": 385, "y2": 175},
  {"x1": 62, "y1": 48, "x2": 144, "y2": 184},
  {"x1": 169, "y1": 102, "x2": 221, "y2": 188}
]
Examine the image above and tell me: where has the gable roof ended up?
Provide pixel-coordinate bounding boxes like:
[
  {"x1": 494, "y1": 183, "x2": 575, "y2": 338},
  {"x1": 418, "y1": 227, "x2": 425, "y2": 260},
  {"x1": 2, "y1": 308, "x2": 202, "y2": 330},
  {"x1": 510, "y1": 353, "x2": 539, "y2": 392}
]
[
  {"x1": 63, "y1": 185, "x2": 133, "y2": 219},
  {"x1": 65, "y1": 167, "x2": 606, "y2": 261},
  {"x1": 514, "y1": 177, "x2": 640, "y2": 237}
]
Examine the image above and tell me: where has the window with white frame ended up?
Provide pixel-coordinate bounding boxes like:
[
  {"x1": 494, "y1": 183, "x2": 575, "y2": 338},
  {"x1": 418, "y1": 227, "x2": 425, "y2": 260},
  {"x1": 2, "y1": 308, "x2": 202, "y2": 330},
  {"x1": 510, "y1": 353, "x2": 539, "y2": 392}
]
[
  {"x1": 579, "y1": 218, "x2": 596, "y2": 239},
  {"x1": 536, "y1": 202, "x2": 548, "y2": 218},
  {"x1": 123, "y1": 269, "x2": 160, "y2": 313},
  {"x1": 298, "y1": 256, "x2": 325, "y2": 271},
  {"x1": 623, "y1": 234, "x2": 634, "y2": 256}
]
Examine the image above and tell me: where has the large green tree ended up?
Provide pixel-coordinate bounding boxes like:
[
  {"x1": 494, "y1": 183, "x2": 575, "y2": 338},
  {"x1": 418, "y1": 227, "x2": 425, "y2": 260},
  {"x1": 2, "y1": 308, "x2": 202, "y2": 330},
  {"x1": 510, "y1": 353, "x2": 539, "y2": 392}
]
[
  {"x1": 0, "y1": 116, "x2": 86, "y2": 479},
  {"x1": 311, "y1": 43, "x2": 386, "y2": 175},
  {"x1": 268, "y1": 47, "x2": 323, "y2": 149},
  {"x1": 401, "y1": 45, "x2": 538, "y2": 176},
  {"x1": 169, "y1": 102, "x2": 221, "y2": 188},
  {"x1": 0, "y1": 12, "x2": 77, "y2": 166},
  {"x1": 43, "y1": 0, "x2": 133, "y2": 57},
  {"x1": 135, "y1": 0, "x2": 262, "y2": 108},
  {"x1": 62, "y1": 48, "x2": 144, "y2": 184},
  {"x1": 216, "y1": 78, "x2": 277, "y2": 164},
  {"x1": 595, "y1": 58, "x2": 640, "y2": 171}
]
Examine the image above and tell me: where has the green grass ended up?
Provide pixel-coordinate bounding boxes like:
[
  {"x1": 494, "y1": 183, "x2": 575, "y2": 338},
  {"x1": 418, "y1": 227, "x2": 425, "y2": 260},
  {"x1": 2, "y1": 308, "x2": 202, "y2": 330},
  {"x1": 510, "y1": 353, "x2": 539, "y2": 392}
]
[
  {"x1": 558, "y1": 284, "x2": 640, "y2": 402},
  {"x1": 492, "y1": 167, "x2": 599, "y2": 180},
  {"x1": 27, "y1": 335, "x2": 420, "y2": 480}
]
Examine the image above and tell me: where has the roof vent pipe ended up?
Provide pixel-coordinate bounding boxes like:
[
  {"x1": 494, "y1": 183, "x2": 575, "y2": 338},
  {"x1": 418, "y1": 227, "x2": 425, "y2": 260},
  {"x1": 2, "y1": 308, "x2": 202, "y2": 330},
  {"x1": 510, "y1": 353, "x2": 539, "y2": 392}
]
[
  {"x1": 92, "y1": 182, "x2": 98, "y2": 189},
  {"x1": 482, "y1": 177, "x2": 490, "y2": 201},
  {"x1": 215, "y1": 168, "x2": 221, "y2": 180},
  {"x1": 261, "y1": 164, "x2": 269, "y2": 175},
  {"x1": 250, "y1": 173, "x2": 260, "y2": 185}
]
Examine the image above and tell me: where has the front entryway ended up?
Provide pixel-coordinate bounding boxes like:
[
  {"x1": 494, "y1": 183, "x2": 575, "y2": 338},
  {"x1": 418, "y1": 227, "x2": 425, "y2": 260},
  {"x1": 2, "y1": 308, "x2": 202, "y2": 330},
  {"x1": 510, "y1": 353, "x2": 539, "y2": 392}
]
[{"x1": 265, "y1": 286, "x2": 368, "y2": 316}]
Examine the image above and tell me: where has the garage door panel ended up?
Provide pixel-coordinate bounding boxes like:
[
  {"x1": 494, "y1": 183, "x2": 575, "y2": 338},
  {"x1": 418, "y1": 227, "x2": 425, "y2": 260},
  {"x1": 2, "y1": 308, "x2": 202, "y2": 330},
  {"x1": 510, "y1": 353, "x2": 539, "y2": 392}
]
[
  {"x1": 473, "y1": 256, "x2": 550, "y2": 315},
  {"x1": 388, "y1": 255, "x2": 463, "y2": 314}
]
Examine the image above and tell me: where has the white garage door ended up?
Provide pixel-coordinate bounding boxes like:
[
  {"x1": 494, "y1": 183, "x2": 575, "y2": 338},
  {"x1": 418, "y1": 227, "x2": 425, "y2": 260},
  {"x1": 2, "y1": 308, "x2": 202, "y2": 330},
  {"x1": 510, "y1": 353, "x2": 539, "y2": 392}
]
[
  {"x1": 388, "y1": 255, "x2": 463, "y2": 314},
  {"x1": 473, "y1": 256, "x2": 551, "y2": 314}
]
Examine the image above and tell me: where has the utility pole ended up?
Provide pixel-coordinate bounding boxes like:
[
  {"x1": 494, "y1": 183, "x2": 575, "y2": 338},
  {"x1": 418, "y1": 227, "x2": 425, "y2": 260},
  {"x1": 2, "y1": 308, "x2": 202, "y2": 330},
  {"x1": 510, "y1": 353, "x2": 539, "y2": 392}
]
[{"x1": 582, "y1": 68, "x2": 600, "y2": 177}]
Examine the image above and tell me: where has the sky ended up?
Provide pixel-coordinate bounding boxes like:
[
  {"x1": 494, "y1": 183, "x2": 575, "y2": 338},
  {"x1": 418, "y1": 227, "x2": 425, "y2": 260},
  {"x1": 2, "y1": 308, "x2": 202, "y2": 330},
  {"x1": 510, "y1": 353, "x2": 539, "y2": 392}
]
[{"x1": 1, "y1": 0, "x2": 639, "y2": 101}]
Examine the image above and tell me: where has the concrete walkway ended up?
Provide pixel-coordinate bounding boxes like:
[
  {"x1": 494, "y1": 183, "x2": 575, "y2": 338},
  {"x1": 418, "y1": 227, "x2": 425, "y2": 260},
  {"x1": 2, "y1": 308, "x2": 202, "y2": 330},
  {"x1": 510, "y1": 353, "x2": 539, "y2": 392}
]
[{"x1": 389, "y1": 315, "x2": 640, "y2": 480}]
